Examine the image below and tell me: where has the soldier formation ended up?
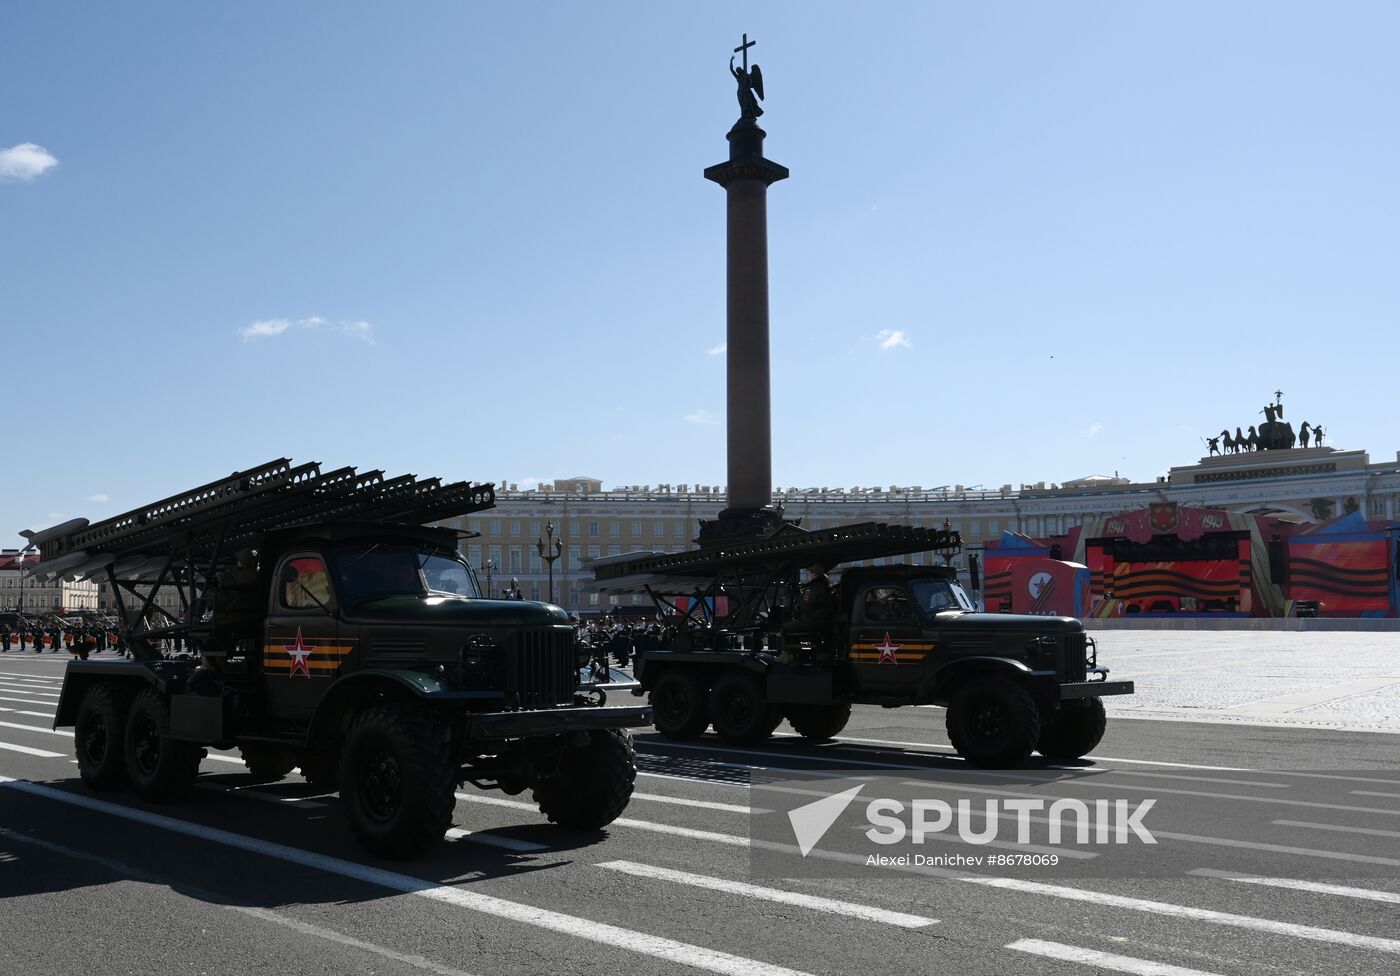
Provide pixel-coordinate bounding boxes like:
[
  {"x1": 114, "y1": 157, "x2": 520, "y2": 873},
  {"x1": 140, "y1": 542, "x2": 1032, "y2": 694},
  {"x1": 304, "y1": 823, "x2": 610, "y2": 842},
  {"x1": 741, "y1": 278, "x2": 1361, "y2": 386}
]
[
  {"x1": 0, "y1": 618, "x2": 127, "y2": 657},
  {"x1": 1205, "y1": 392, "x2": 1324, "y2": 456}
]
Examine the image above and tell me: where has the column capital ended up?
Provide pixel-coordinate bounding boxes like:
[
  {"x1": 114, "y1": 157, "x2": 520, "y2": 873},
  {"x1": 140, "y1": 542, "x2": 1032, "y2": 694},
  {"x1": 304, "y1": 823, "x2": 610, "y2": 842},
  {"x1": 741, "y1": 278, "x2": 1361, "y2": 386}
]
[{"x1": 704, "y1": 155, "x2": 790, "y2": 188}]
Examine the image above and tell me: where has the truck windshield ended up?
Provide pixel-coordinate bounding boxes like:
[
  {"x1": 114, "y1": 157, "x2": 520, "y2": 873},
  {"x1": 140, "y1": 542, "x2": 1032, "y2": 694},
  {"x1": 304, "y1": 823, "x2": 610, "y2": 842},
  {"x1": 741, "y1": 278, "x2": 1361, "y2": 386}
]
[
  {"x1": 334, "y1": 545, "x2": 480, "y2": 606},
  {"x1": 908, "y1": 577, "x2": 974, "y2": 616}
]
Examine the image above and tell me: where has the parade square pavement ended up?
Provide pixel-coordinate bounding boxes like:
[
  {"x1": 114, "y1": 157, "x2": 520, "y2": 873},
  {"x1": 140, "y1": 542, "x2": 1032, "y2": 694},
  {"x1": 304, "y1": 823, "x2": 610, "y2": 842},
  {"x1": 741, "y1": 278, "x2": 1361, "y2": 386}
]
[{"x1": 1096, "y1": 630, "x2": 1400, "y2": 733}]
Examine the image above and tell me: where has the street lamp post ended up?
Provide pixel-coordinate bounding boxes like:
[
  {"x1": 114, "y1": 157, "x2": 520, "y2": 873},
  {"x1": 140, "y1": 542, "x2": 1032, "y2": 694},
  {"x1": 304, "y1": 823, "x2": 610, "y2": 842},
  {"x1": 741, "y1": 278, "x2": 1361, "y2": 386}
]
[
  {"x1": 536, "y1": 521, "x2": 564, "y2": 605},
  {"x1": 482, "y1": 558, "x2": 495, "y2": 599}
]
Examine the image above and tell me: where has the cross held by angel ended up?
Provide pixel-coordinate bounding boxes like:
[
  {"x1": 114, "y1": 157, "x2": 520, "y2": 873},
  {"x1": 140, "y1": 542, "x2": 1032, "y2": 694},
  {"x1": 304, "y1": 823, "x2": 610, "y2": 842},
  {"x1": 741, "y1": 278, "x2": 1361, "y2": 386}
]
[{"x1": 731, "y1": 33, "x2": 765, "y2": 120}]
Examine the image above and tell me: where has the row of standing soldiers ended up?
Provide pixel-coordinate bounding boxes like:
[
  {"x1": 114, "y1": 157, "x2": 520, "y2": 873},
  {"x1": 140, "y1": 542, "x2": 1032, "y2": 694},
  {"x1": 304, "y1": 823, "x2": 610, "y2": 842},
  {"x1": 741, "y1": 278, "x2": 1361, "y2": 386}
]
[{"x1": 0, "y1": 623, "x2": 127, "y2": 656}]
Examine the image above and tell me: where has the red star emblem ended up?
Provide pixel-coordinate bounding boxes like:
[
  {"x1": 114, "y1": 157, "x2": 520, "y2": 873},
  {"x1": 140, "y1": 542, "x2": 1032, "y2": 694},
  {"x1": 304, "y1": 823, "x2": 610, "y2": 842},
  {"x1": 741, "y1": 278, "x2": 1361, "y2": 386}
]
[
  {"x1": 285, "y1": 627, "x2": 314, "y2": 677},
  {"x1": 875, "y1": 632, "x2": 900, "y2": 664}
]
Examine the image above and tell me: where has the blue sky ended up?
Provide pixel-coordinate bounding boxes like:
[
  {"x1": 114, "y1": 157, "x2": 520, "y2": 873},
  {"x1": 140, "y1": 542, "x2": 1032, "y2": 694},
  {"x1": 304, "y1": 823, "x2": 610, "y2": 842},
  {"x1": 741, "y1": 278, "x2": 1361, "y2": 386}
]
[{"x1": 2, "y1": 2, "x2": 1396, "y2": 535}]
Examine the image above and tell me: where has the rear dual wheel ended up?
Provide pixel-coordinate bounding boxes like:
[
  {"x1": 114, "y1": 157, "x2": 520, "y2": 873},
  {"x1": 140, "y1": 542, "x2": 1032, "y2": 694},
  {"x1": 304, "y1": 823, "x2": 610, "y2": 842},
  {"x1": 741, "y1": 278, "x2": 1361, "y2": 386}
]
[
  {"x1": 124, "y1": 688, "x2": 204, "y2": 801},
  {"x1": 74, "y1": 683, "x2": 132, "y2": 791}
]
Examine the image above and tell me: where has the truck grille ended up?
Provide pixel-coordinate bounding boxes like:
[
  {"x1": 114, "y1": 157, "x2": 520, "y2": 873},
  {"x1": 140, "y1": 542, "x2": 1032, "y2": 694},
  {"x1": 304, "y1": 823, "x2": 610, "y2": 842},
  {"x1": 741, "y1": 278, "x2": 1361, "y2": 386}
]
[
  {"x1": 507, "y1": 629, "x2": 578, "y2": 708},
  {"x1": 1064, "y1": 633, "x2": 1088, "y2": 682}
]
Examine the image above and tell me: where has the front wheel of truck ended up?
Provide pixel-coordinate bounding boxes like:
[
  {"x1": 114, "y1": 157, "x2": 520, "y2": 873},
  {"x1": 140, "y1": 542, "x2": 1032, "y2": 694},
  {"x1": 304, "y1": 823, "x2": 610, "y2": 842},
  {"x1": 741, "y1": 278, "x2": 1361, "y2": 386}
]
[
  {"x1": 532, "y1": 729, "x2": 636, "y2": 830},
  {"x1": 1036, "y1": 698, "x2": 1107, "y2": 760},
  {"x1": 945, "y1": 677, "x2": 1040, "y2": 769},
  {"x1": 340, "y1": 704, "x2": 455, "y2": 858}
]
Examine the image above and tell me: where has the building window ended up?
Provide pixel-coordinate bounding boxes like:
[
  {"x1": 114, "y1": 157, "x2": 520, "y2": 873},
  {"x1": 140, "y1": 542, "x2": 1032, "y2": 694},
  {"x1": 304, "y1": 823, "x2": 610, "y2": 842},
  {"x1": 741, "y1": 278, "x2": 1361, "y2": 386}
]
[
  {"x1": 489, "y1": 520, "x2": 501, "y2": 536},
  {"x1": 969, "y1": 520, "x2": 980, "y2": 535},
  {"x1": 530, "y1": 586, "x2": 540, "y2": 601},
  {"x1": 609, "y1": 545, "x2": 621, "y2": 556},
  {"x1": 609, "y1": 521, "x2": 621, "y2": 538},
  {"x1": 653, "y1": 521, "x2": 665, "y2": 537},
  {"x1": 569, "y1": 545, "x2": 581, "y2": 571},
  {"x1": 530, "y1": 520, "x2": 540, "y2": 536},
  {"x1": 510, "y1": 521, "x2": 521, "y2": 537},
  {"x1": 588, "y1": 545, "x2": 601, "y2": 559},
  {"x1": 673, "y1": 521, "x2": 685, "y2": 538},
  {"x1": 631, "y1": 521, "x2": 642, "y2": 537},
  {"x1": 988, "y1": 520, "x2": 999, "y2": 535},
  {"x1": 530, "y1": 550, "x2": 542, "y2": 572},
  {"x1": 589, "y1": 521, "x2": 599, "y2": 537},
  {"x1": 509, "y1": 546, "x2": 522, "y2": 571}
]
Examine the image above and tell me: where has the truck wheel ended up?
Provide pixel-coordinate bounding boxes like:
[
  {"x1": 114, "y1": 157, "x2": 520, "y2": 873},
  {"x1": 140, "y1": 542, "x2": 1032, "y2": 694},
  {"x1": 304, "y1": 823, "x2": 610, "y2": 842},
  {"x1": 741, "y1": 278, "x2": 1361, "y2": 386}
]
[
  {"x1": 709, "y1": 671, "x2": 781, "y2": 746},
  {"x1": 1036, "y1": 698, "x2": 1107, "y2": 761},
  {"x1": 124, "y1": 688, "x2": 204, "y2": 801},
  {"x1": 298, "y1": 747, "x2": 340, "y2": 787},
  {"x1": 533, "y1": 729, "x2": 637, "y2": 829},
  {"x1": 785, "y1": 703, "x2": 852, "y2": 741},
  {"x1": 649, "y1": 669, "x2": 710, "y2": 740},
  {"x1": 340, "y1": 704, "x2": 455, "y2": 858},
  {"x1": 945, "y1": 677, "x2": 1040, "y2": 769},
  {"x1": 239, "y1": 744, "x2": 299, "y2": 781},
  {"x1": 75, "y1": 683, "x2": 131, "y2": 791}
]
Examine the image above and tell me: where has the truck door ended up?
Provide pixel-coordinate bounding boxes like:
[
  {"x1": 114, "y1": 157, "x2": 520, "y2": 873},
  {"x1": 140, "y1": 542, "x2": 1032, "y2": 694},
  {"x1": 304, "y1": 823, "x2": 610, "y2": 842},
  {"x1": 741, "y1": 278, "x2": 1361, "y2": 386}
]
[
  {"x1": 848, "y1": 583, "x2": 929, "y2": 696},
  {"x1": 263, "y1": 552, "x2": 341, "y2": 722}
]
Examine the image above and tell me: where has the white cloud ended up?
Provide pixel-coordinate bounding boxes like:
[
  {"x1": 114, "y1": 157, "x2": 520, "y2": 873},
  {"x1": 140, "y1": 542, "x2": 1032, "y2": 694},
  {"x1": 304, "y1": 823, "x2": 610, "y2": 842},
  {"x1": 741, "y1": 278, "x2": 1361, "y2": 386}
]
[
  {"x1": 875, "y1": 329, "x2": 911, "y2": 350},
  {"x1": 0, "y1": 143, "x2": 58, "y2": 181},
  {"x1": 707, "y1": 343, "x2": 727, "y2": 356},
  {"x1": 239, "y1": 316, "x2": 375, "y2": 344},
  {"x1": 86, "y1": 493, "x2": 109, "y2": 503},
  {"x1": 1084, "y1": 422, "x2": 1104, "y2": 438},
  {"x1": 685, "y1": 408, "x2": 718, "y2": 425}
]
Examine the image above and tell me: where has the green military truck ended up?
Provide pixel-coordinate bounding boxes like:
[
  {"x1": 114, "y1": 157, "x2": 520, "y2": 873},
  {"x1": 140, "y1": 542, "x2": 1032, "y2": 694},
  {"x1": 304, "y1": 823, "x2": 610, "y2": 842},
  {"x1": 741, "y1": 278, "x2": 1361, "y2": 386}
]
[
  {"x1": 25, "y1": 459, "x2": 649, "y2": 857},
  {"x1": 589, "y1": 522, "x2": 1133, "y2": 768}
]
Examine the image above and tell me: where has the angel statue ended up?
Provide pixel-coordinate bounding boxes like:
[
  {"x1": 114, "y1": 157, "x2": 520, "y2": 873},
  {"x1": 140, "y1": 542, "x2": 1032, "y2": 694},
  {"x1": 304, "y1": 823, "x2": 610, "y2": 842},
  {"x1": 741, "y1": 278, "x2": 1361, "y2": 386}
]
[{"x1": 731, "y1": 48, "x2": 765, "y2": 120}]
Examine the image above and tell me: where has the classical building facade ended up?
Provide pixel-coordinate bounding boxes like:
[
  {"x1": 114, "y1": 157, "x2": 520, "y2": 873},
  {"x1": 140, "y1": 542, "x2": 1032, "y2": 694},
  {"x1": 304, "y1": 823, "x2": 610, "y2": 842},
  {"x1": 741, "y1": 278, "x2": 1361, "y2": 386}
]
[
  {"x1": 439, "y1": 447, "x2": 1400, "y2": 613},
  {"x1": 0, "y1": 550, "x2": 99, "y2": 613}
]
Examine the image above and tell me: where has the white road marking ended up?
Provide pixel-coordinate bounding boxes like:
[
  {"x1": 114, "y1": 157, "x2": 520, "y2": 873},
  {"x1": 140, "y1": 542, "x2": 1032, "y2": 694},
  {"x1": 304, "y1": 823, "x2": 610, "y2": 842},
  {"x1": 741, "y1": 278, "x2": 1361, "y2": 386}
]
[
  {"x1": 1351, "y1": 790, "x2": 1400, "y2": 800},
  {"x1": 0, "y1": 707, "x2": 55, "y2": 719},
  {"x1": 637, "y1": 770, "x2": 749, "y2": 791},
  {"x1": 632, "y1": 792, "x2": 759, "y2": 814},
  {"x1": 773, "y1": 732, "x2": 1252, "y2": 771},
  {"x1": 0, "y1": 671, "x2": 66, "y2": 680},
  {"x1": 0, "y1": 777, "x2": 816, "y2": 976},
  {"x1": 0, "y1": 719, "x2": 66, "y2": 737},
  {"x1": 1007, "y1": 938, "x2": 1224, "y2": 975},
  {"x1": 0, "y1": 826, "x2": 488, "y2": 976},
  {"x1": 204, "y1": 753, "x2": 249, "y2": 765},
  {"x1": 1191, "y1": 868, "x2": 1400, "y2": 905},
  {"x1": 195, "y1": 782, "x2": 329, "y2": 809},
  {"x1": 1273, "y1": 819, "x2": 1400, "y2": 839},
  {"x1": 971, "y1": 876, "x2": 1400, "y2": 954},
  {"x1": 599, "y1": 860, "x2": 936, "y2": 928},
  {"x1": 443, "y1": 827, "x2": 548, "y2": 853},
  {"x1": 895, "y1": 776, "x2": 1400, "y2": 818},
  {"x1": 0, "y1": 695, "x2": 62, "y2": 707},
  {"x1": 0, "y1": 740, "x2": 64, "y2": 758},
  {"x1": 454, "y1": 792, "x2": 751, "y2": 848},
  {"x1": 0, "y1": 684, "x2": 59, "y2": 696}
]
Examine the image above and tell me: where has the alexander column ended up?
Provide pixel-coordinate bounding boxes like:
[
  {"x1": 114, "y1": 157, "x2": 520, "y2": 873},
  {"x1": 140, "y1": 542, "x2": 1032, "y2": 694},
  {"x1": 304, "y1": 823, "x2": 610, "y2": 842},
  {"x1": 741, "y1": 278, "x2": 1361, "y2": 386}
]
[{"x1": 701, "y1": 34, "x2": 790, "y2": 544}]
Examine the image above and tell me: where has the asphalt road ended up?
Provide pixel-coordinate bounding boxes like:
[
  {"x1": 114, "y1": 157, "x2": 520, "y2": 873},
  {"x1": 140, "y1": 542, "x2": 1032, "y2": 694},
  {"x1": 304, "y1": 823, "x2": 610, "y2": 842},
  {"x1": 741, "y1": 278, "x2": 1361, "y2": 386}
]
[{"x1": 3, "y1": 650, "x2": 1399, "y2": 976}]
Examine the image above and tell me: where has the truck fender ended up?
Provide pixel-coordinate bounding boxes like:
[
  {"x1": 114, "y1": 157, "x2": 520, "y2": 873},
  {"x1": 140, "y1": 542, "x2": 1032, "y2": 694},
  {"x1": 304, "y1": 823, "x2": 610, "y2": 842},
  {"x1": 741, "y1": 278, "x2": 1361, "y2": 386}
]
[
  {"x1": 307, "y1": 670, "x2": 450, "y2": 748},
  {"x1": 54, "y1": 661, "x2": 184, "y2": 729},
  {"x1": 924, "y1": 656, "x2": 1038, "y2": 704}
]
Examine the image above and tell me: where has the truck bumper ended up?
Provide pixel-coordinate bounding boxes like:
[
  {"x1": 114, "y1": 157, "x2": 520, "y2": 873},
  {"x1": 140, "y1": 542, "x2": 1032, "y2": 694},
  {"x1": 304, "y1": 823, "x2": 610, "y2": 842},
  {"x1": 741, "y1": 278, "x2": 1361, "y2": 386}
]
[
  {"x1": 466, "y1": 703, "x2": 653, "y2": 740},
  {"x1": 1060, "y1": 680, "x2": 1134, "y2": 700}
]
